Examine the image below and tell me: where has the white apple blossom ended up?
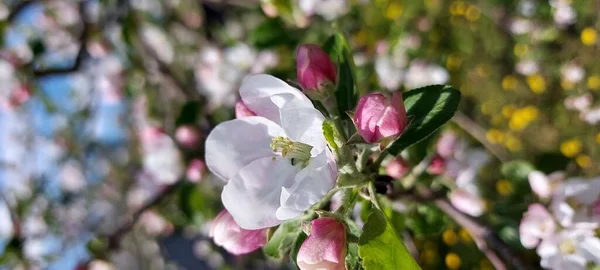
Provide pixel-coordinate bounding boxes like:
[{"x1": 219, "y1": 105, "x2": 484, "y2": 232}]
[
  {"x1": 299, "y1": 0, "x2": 349, "y2": 21},
  {"x1": 561, "y1": 64, "x2": 585, "y2": 83},
  {"x1": 516, "y1": 60, "x2": 539, "y2": 76},
  {"x1": 564, "y1": 94, "x2": 592, "y2": 113},
  {"x1": 520, "y1": 204, "x2": 556, "y2": 249},
  {"x1": 404, "y1": 60, "x2": 449, "y2": 90},
  {"x1": 205, "y1": 74, "x2": 337, "y2": 229},
  {"x1": 551, "y1": 178, "x2": 600, "y2": 228},
  {"x1": 537, "y1": 228, "x2": 600, "y2": 270},
  {"x1": 528, "y1": 171, "x2": 565, "y2": 199}
]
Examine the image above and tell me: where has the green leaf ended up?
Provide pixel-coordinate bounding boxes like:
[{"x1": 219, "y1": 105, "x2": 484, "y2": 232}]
[
  {"x1": 387, "y1": 85, "x2": 461, "y2": 156},
  {"x1": 501, "y1": 160, "x2": 535, "y2": 181},
  {"x1": 345, "y1": 243, "x2": 360, "y2": 270},
  {"x1": 322, "y1": 120, "x2": 339, "y2": 151},
  {"x1": 263, "y1": 219, "x2": 302, "y2": 258},
  {"x1": 323, "y1": 33, "x2": 358, "y2": 117},
  {"x1": 358, "y1": 208, "x2": 420, "y2": 270}
]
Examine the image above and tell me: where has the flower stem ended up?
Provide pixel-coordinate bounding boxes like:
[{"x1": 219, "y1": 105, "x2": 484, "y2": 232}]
[
  {"x1": 371, "y1": 147, "x2": 389, "y2": 171},
  {"x1": 367, "y1": 182, "x2": 382, "y2": 210},
  {"x1": 335, "y1": 187, "x2": 359, "y2": 216}
]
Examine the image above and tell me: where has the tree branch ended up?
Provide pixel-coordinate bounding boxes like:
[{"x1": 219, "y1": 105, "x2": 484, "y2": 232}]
[
  {"x1": 7, "y1": 0, "x2": 39, "y2": 22},
  {"x1": 416, "y1": 184, "x2": 529, "y2": 270},
  {"x1": 104, "y1": 181, "x2": 183, "y2": 249},
  {"x1": 452, "y1": 111, "x2": 510, "y2": 162},
  {"x1": 31, "y1": 1, "x2": 91, "y2": 76}
]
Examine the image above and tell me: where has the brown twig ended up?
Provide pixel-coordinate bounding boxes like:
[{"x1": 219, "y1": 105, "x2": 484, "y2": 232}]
[
  {"x1": 104, "y1": 181, "x2": 183, "y2": 249},
  {"x1": 31, "y1": 1, "x2": 91, "y2": 76},
  {"x1": 7, "y1": 0, "x2": 39, "y2": 22},
  {"x1": 416, "y1": 184, "x2": 529, "y2": 270},
  {"x1": 452, "y1": 111, "x2": 510, "y2": 162}
]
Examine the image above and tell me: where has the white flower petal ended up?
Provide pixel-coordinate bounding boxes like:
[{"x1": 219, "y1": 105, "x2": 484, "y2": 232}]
[
  {"x1": 240, "y1": 74, "x2": 313, "y2": 124},
  {"x1": 280, "y1": 105, "x2": 327, "y2": 155},
  {"x1": 528, "y1": 171, "x2": 551, "y2": 199},
  {"x1": 276, "y1": 151, "x2": 337, "y2": 220},
  {"x1": 222, "y1": 157, "x2": 300, "y2": 230},
  {"x1": 580, "y1": 236, "x2": 600, "y2": 264},
  {"x1": 205, "y1": 117, "x2": 284, "y2": 181}
]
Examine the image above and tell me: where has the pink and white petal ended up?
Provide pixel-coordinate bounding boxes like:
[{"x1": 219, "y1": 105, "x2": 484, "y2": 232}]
[
  {"x1": 354, "y1": 93, "x2": 387, "y2": 143},
  {"x1": 205, "y1": 117, "x2": 285, "y2": 181},
  {"x1": 297, "y1": 218, "x2": 346, "y2": 270},
  {"x1": 210, "y1": 210, "x2": 267, "y2": 255},
  {"x1": 449, "y1": 189, "x2": 485, "y2": 217},
  {"x1": 276, "y1": 151, "x2": 337, "y2": 220},
  {"x1": 280, "y1": 105, "x2": 327, "y2": 155},
  {"x1": 222, "y1": 157, "x2": 301, "y2": 230},
  {"x1": 240, "y1": 74, "x2": 313, "y2": 124}
]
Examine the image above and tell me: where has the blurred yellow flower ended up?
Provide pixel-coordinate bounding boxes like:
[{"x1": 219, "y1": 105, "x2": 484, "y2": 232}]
[
  {"x1": 496, "y1": 179, "x2": 513, "y2": 196},
  {"x1": 450, "y1": 1, "x2": 467, "y2": 16},
  {"x1": 508, "y1": 107, "x2": 538, "y2": 131},
  {"x1": 465, "y1": 5, "x2": 481, "y2": 22},
  {"x1": 596, "y1": 133, "x2": 600, "y2": 144},
  {"x1": 502, "y1": 104, "x2": 516, "y2": 118},
  {"x1": 445, "y1": 253, "x2": 461, "y2": 270},
  {"x1": 459, "y1": 229, "x2": 472, "y2": 242},
  {"x1": 446, "y1": 53, "x2": 462, "y2": 71},
  {"x1": 385, "y1": 2, "x2": 403, "y2": 19},
  {"x1": 581, "y1": 27, "x2": 598, "y2": 46},
  {"x1": 521, "y1": 106, "x2": 539, "y2": 121},
  {"x1": 560, "y1": 139, "x2": 583, "y2": 158},
  {"x1": 527, "y1": 74, "x2": 546, "y2": 94},
  {"x1": 443, "y1": 229, "x2": 459, "y2": 246},
  {"x1": 502, "y1": 75, "x2": 518, "y2": 91},
  {"x1": 514, "y1": 44, "x2": 529, "y2": 57},
  {"x1": 576, "y1": 154, "x2": 592, "y2": 168},
  {"x1": 486, "y1": 129, "x2": 505, "y2": 144},
  {"x1": 505, "y1": 135, "x2": 522, "y2": 152},
  {"x1": 588, "y1": 75, "x2": 600, "y2": 90}
]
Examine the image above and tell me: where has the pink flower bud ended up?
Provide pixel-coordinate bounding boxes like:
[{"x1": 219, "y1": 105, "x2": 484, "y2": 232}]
[
  {"x1": 354, "y1": 91, "x2": 408, "y2": 143},
  {"x1": 386, "y1": 157, "x2": 408, "y2": 179},
  {"x1": 427, "y1": 155, "x2": 446, "y2": 175},
  {"x1": 297, "y1": 217, "x2": 346, "y2": 270},
  {"x1": 209, "y1": 210, "x2": 267, "y2": 255},
  {"x1": 175, "y1": 125, "x2": 201, "y2": 149},
  {"x1": 186, "y1": 159, "x2": 206, "y2": 182},
  {"x1": 235, "y1": 100, "x2": 256, "y2": 118},
  {"x1": 296, "y1": 44, "x2": 337, "y2": 99}
]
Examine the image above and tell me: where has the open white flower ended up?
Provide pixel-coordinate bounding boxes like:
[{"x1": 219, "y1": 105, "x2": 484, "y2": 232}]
[
  {"x1": 206, "y1": 74, "x2": 337, "y2": 229},
  {"x1": 551, "y1": 178, "x2": 600, "y2": 228},
  {"x1": 520, "y1": 204, "x2": 556, "y2": 249},
  {"x1": 537, "y1": 228, "x2": 600, "y2": 270}
]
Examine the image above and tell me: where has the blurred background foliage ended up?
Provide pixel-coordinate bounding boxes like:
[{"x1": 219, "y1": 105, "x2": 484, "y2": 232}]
[{"x1": 0, "y1": 0, "x2": 599, "y2": 269}]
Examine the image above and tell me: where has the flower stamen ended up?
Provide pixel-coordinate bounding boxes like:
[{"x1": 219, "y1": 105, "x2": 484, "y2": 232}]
[
  {"x1": 559, "y1": 240, "x2": 576, "y2": 254},
  {"x1": 271, "y1": 136, "x2": 313, "y2": 166}
]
